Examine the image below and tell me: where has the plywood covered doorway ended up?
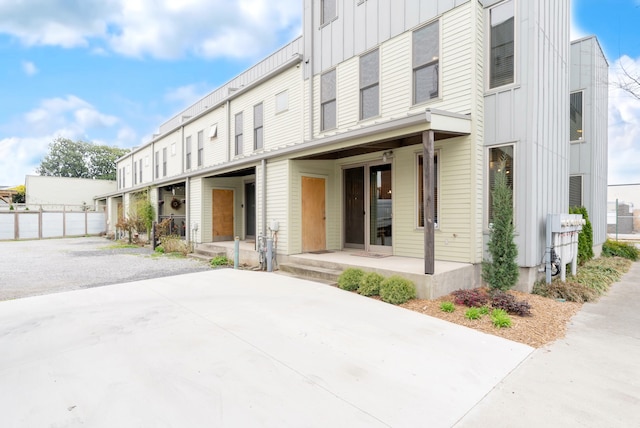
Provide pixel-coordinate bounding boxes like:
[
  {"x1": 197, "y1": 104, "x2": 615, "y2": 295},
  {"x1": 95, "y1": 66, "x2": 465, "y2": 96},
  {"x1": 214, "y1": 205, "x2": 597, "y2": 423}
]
[
  {"x1": 212, "y1": 189, "x2": 234, "y2": 241},
  {"x1": 301, "y1": 176, "x2": 326, "y2": 252}
]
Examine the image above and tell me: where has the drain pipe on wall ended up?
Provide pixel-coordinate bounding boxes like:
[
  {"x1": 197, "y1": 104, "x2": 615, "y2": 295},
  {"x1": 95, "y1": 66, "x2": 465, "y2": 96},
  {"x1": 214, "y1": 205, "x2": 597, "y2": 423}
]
[
  {"x1": 226, "y1": 100, "x2": 231, "y2": 163},
  {"x1": 185, "y1": 177, "x2": 190, "y2": 247},
  {"x1": 261, "y1": 158, "x2": 267, "y2": 237}
]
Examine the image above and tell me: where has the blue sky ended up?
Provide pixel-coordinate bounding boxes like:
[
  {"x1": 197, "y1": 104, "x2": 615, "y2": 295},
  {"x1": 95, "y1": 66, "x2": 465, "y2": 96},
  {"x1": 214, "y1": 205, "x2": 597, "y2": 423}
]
[{"x1": 0, "y1": 0, "x2": 639, "y2": 187}]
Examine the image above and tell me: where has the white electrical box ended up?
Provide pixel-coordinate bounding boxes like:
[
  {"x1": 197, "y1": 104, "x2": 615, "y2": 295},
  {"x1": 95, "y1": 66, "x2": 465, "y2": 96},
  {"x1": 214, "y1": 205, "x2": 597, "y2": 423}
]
[{"x1": 270, "y1": 220, "x2": 279, "y2": 232}]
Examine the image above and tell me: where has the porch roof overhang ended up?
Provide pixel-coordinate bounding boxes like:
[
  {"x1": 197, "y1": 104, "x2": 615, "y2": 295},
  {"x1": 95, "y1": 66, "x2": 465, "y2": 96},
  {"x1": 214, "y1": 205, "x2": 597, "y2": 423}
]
[{"x1": 294, "y1": 108, "x2": 471, "y2": 160}]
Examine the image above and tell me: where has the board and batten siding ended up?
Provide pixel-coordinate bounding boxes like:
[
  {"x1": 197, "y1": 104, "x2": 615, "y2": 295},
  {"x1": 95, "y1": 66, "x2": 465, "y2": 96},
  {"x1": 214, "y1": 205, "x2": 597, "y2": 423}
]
[
  {"x1": 484, "y1": 0, "x2": 570, "y2": 268},
  {"x1": 569, "y1": 37, "x2": 608, "y2": 247}
]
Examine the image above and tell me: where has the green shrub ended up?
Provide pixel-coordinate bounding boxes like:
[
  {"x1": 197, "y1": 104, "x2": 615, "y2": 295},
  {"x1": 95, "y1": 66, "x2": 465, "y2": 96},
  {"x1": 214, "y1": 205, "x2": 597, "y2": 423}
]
[
  {"x1": 482, "y1": 159, "x2": 519, "y2": 291},
  {"x1": 337, "y1": 268, "x2": 365, "y2": 291},
  {"x1": 602, "y1": 240, "x2": 639, "y2": 261},
  {"x1": 379, "y1": 275, "x2": 416, "y2": 305},
  {"x1": 440, "y1": 301, "x2": 455, "y2": 313},
  {"x1": 155, "y1": 246, "x2": 165, "y2": 253},
  {"x1": 569, "y1": 206, "x2": 594, "y2": 264},
  {"x1": 465, "y1": 307, "x2": 482, "y2": 320},
  {"x1": 210, "y1": 255, "x2": 230, "y2": 267},
  {"x1": 479, "y1": 306, "x2": 490, "y2": 315},
  {"x1": 491, "y1": 309, "x2": 512, "y2": 328},
  {"x1": 359, "y1": 272, "x2": 384, "y2": 296}
]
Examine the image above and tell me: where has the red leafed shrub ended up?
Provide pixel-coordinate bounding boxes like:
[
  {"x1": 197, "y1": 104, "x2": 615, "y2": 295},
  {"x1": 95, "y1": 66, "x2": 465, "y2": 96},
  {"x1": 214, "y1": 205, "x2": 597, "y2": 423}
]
[
  {"x1": 451, "y1": 288, "x2": 489, "y2": 308},
  {"x1": 490, "y1": 290, "x2": 532, "y2": 317}
]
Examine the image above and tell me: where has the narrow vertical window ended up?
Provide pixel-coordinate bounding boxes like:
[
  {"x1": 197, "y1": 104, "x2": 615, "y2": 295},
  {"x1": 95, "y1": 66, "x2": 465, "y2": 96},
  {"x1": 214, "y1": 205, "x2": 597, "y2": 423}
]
[
  {"x1": 197, "y1": 130, "x2": 204, "y2": 166},
  {"x1": 489, "y1": 0, "x2": 515, "y2": 89},
  {"x1": 321, "y1": 0, "x2": 336, "y2": 25},
  {"x1": 235, "y1": 112, "x2": 243, "y2": 156},
  {"x1": 360, "y1": 49, "x2": 379, "y2": 120},
  {"x1": 139, "y1": 159, "x2": 143, "y2": 184},
  {"x1": 413, "y1": 21, "x2": 440, "y2": 104},
  {"x1": 417, "y1": 153, "x2": 439, "y2": 228},
  {"x1": 321, "y1": 69, "x2": 337, "y2": 131},
  {"x1": 162, "y1": 147, "x2": 167, "y2": 177},
  {"x1": 569, "y1": 176, "x2": 583, "y2": 208},
  {"x1": 133, "y1": 161, "x2": 137, "y2": 185},
  {"x1": 155, "y1": 151, "x2": 159, "y2": 179},
  {"x1": 570, "y1": 91, "x2": 583, "y2": 141},
  {"x1": 186, "y1": 136, "x2": 192, "y2": 170},
  {"x1": 488, "y1": 145, "x2": 514, "y2": 224},
  {"x1": 254, "y1": 103, "x2": 264, "y2": 150}
]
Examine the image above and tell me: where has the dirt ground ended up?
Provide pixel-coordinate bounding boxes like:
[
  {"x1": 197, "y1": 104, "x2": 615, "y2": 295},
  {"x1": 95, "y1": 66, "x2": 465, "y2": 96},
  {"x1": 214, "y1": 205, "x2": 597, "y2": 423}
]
[{"x1": 402, "y1": 290, "x2": 582, "y2": 348}]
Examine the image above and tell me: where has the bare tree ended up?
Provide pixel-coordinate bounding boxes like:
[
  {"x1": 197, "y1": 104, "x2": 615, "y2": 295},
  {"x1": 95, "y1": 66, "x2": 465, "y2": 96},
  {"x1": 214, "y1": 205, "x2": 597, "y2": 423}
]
[{"x1": 614, "y1": 60, "x2": 640, "y2": 100}]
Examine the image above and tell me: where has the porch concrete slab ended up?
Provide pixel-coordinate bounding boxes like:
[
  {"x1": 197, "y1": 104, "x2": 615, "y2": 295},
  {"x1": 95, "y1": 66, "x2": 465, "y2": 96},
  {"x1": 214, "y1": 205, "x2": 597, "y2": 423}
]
[
  {"x1": 0, "y1": 269, "x2": 532, "y2": 427},
  {"x1": 455, "y1": 262, "x2": 640, "y2": 428}
]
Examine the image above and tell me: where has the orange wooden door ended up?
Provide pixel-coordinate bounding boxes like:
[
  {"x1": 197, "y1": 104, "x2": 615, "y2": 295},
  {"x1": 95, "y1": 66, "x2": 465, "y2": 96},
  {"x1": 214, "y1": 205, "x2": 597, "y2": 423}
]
[
  {"x1": 302, "y1": 176, "x2": 326, "y2": 252},
  {"x1": 212, "y1": 189, "x2": 234, "y2": 241}
]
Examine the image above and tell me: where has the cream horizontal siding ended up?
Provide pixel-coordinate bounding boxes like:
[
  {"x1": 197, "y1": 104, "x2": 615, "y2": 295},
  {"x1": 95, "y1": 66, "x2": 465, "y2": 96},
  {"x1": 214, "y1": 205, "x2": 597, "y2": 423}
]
[
  {"x1": 336, "y1": 57, "x2": 359, "y2": 129},
  {"x1": 200, "y1": 175, "x2": 247, "y2": 242},
  {"x1": 380, "y1": 32, "x2": 412, "y2": 118},
  {"x1": 265, "y1": 159, "x2": 289, "y2": 253},
  {"x1": 182, "y1": 107, "x2": 226, "y2": 171},
  {"x1": 289, "y1": 160, "x2": 339, "y2": 254},
  {"x1": 189, "y1": 178, "x2": 202, "y2": 243}
]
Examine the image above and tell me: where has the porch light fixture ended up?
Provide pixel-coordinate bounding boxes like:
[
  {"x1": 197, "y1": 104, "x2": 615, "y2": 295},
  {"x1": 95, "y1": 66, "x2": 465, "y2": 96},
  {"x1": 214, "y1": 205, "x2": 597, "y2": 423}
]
[{"x1": 382, "y1": 151, "x2": 394, "y2": 162}]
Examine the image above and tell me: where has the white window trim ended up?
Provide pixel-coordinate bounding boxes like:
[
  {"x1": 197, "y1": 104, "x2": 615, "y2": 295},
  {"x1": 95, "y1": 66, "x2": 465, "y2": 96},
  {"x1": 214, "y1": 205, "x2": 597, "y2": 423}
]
[
  {"x1": 416, "y1": 150, "x2": 440, "y2": 230},
  {"x1": 208, "y1": 124, "x2": 218, "y2": 139},
  {"x1": 275, "y1": 90, "x2": 289, "y2": 114},
  {"x1": 411, "y1": 19, "x2": 442, "y2": 106},
  {"x1": 570, "y1": 90, "x2": 585, "y2": 143},
  {"x1": 485, "y1": 0, "x2": 518, "y2": 93}
]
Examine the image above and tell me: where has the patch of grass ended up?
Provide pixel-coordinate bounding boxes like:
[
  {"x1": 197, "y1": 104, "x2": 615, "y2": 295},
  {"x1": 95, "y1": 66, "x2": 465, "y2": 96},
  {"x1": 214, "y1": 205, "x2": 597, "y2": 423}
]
[
  {"x1": 465, "y1": 307, "x2": 482, "y2": 320},
  {"x1": 440, "y1": 301, "x2": 455, "y2": 313},
  {"x1": 479, "y1": 306, "x2": 490, "y2": 315},
  {"x1": 101, "y1": 243, "x2": 139, "y2": 250},
  {"x1": 602, "y1": 239, "x2": 639, "y2": 261},
  {"x1": 210, "y1": 255, "x2": 231, "y2": 267},
  {"x1": 491, "y1": 309, "x2": 512, "y2": 328},
  {"x1": 532, "y1": 280, "x2": 597, "y2": 304},
  {"x1": 379, "y1": 276, "x2": 416, "y2": 305},
  {"x1": 358, "y1": 272, "x2": 384, "y2": 296},
  {"x1": 337, "y1": 268, "x2": 365, "y2": 292}
]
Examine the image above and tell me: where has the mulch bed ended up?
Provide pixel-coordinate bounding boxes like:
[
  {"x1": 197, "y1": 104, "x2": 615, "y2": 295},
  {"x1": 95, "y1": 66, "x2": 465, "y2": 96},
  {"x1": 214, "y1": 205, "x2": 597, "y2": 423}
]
[{"x1": 401, "y1": 290, "x2": 582, "y2": 348}]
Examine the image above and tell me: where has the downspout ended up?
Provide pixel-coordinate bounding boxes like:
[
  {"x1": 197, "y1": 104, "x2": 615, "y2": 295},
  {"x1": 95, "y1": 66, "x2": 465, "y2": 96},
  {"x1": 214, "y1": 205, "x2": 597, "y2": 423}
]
[
  {"x1": 226, "y1": 100, "x2": 231, "y2": 162},
  {"x1": 186, "y1": 177, "x2": 190, "y2": 245},
  {"x1": 181, "y1": 125, "x2": 185, "y2": 174},
  {"x1": 308, "y1": 0, "x2": 314, "y2": 141},
  {"x1": 261, "y1": 159, "x2": 267, "y2": 237}
]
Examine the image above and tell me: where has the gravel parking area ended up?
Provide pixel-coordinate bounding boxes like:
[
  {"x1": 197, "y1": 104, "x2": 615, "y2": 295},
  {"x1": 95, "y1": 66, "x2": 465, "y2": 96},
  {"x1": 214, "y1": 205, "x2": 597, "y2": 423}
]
[{"x1": 0, "y1": 237, "x2": 211, "y2": 301}]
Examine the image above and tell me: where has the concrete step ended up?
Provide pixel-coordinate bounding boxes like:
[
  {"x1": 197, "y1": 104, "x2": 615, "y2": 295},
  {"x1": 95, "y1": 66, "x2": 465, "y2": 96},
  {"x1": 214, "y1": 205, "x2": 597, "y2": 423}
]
[
  {"x1": 188, "y1": 253, "x2": 215, "y2": 263},
  {"x1": 278, "y1": 262, "x2": 343, "y2": 284},
  {"x1": 275, "y1": 270, "x2": 339, "y2": 287}
]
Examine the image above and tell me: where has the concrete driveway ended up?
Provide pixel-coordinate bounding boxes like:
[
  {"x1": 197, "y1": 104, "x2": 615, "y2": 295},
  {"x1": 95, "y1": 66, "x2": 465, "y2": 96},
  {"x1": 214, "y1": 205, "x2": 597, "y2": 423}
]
[{"x1": 0, "y1": 269, "x2": 533, "y2": 427}]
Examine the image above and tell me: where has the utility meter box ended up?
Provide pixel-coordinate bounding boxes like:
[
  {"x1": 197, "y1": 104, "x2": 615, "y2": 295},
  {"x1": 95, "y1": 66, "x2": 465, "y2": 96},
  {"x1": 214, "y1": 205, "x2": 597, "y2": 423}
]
[{"x1": 546, "y1": 214, "x2": 585, "y2": 283}]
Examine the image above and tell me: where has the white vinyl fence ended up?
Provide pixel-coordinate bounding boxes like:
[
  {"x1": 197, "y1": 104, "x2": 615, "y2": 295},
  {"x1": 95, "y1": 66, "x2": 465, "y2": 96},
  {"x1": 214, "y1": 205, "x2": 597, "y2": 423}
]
[{"x1": 0, "y1": 205, "x2": 106, "y2": 240}]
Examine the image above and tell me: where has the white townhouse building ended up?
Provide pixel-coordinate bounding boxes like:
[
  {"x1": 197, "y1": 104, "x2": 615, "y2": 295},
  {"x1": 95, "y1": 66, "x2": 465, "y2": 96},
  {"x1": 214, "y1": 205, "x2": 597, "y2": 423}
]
[{"x1": 104, "y1": 0, "x2": 608, "y2": 297}]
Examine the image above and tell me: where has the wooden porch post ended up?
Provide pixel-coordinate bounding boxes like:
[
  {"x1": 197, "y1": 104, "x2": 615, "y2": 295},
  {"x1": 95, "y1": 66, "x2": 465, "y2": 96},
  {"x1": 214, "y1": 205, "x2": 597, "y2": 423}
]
[{"x1": 423, "y1": 130, "x2": 435, "y2": 275}]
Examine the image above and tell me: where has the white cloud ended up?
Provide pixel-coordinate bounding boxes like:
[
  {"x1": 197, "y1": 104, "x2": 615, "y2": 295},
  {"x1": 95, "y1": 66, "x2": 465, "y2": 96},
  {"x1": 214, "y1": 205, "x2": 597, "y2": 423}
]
[
  {"x1": 0, "y1": 95, "x2": 131, "y2": 185},
  {"x1": 21, "y1": 60, "x2": 38, "y2": 76},
  {"x1": 0, "y1": 0, "x2": 302, "y2": 60},
  {"x1": 164, "y1": 84, "x2": 210, "y2": 108},
  {"x1": 608, "y1": 55, "x2": 640, "y2": 184}
]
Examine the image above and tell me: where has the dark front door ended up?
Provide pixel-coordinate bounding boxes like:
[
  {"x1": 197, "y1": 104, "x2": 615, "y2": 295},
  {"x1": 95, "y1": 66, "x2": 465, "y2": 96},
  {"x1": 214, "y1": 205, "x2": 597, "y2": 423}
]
[
  {"x1": 245, "y1": 182, "x2": 256, "y2": 238},
  {"x1": 344, "y1": 166, "x2": 365, "y2": 248}
]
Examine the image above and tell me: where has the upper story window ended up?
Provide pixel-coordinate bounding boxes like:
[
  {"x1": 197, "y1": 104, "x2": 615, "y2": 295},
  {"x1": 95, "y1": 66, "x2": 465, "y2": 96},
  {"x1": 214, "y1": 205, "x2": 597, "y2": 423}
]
[
  {"x1": 162, "y1": 147, "x2": 167, "y2": 177},
  {"x1": 139, "y1": 159, "x2": 143, "y2": 184},
  {"x1": 235, "y1": 112, "x2": 244, "y2": 156},
  {"x1": 321, "y1": 69, "x2": 337, "y2": 131},
  {"x1": 197, "y1": 130, "x2": 204, "y2": 166},
  {"x1": 254, "y1": 103, "x2": 264, "y2": 150},
  {"x1": 321, "y1": 0, "x2": 336, "y2": 25},
  {"x1": 186, "y1": 136, "x2": 192, "y2": 170},
  {"x1": 488, "y1": 145, "x2": 514, "y2": 225},
  {"x1": 155, "y1": 151, "x2": 159, "y2": 179},
  {"x1": 489, "y1": 0, "x2": 515, "y2": 89},
  {"x1": 360, "y1": 49, "x2": 379, "y2": 120},
  {"x1": 275, "y1": 90, "x2": 288, "y2": 114},
  {"x1": 133, "y1": 161, "x2": 137, "y2": 185},
  {"x1": 570, "y1": 91, "x2": 583, "y2": 142},
  {"x1": 413, "y1": 21, "x2": 440, "y2": 104}
]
